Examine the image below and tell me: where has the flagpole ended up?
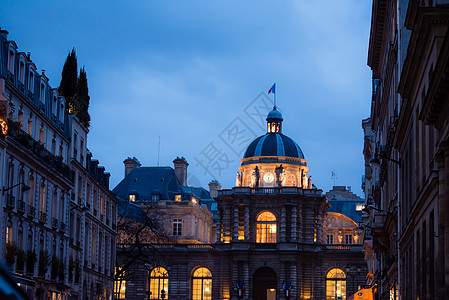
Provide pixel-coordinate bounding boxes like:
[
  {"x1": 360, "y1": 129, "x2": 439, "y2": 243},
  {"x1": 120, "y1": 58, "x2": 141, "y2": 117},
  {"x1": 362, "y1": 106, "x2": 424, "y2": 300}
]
[{"x1": 274, "y1": 85, "x2": 276, "y2": 109}]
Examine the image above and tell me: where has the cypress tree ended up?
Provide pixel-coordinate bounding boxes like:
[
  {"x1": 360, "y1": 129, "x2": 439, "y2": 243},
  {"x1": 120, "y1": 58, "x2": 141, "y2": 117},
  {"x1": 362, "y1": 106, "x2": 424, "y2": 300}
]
[
  {"x1": 76, "y1": 67, "x2": 90, "y2": 127},
  {"x1": 59, "y1": 48, "x2": 78, "y2": 113}
]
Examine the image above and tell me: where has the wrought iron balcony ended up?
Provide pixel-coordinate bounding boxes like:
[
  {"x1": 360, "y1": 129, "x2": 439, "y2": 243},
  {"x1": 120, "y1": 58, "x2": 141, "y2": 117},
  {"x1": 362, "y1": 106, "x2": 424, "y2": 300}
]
[
  {"x1": 27, "y1": 90, "x2": 34, "y2": 100},
  {"x1": 38, "y1": 211, "x2": 47, "y2": 224},
  {"x1": 6, "y1": 121, "x2": 74, "y2": 183},
  {"x1": 27, "y1": 205, "x2": 36, "y2": 218},
  {"x1": 17, "y1": 200, "x2": 25, "y2": 213},
  {"x1": 6, "y1": 71, "x2": 14, "y2": 83},
  {"x1": 60, "y1": 222, "x2": 67, "y2": 233},
  {"x1": 6, "y1": 193, "x2": 15, "y2": 209},
  {"x1": 52, "y1": 217, "x2": 58, "y2": 229}
]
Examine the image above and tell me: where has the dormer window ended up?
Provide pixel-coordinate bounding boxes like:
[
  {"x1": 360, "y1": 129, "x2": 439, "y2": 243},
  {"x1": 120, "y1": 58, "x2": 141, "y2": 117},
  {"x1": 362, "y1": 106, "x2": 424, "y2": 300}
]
[
  {"x1": 28, "y1": 71, "x2": 34, "y2": 92},
  {"x1": 8, "y1": 50, "x2": 15, "y2": 73},
  {"x1": 191, "y1": 197, "x2": 197, "y2": 204},
  {"x1": 40, "y1": 83, "x2": 46, "y2": 103},
  {"x1": 152, "y1": 194, "x2": 160, "y2": 201},
  {"x1": 129, "y1": 194, "x2": 136, "y2": 202},
  {"x1": 19, "y1": 61, "x2": 25, "y2": 83},
  {"x1": 175, "y1": 195, "x2": 181, "y2": 202}
]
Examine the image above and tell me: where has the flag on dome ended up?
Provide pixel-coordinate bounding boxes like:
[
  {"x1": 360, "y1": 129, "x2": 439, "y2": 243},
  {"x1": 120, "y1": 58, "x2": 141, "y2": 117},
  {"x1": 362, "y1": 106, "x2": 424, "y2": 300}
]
[{"x1": 268, "y1": 83, "x2": 276, "y2": 94}]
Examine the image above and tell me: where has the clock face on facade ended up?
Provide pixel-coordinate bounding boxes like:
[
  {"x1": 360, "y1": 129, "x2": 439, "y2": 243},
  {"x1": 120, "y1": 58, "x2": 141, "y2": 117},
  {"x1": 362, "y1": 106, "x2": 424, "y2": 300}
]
[{"x1": 263, "y1": 172, "x2": 274, "y2": 183}]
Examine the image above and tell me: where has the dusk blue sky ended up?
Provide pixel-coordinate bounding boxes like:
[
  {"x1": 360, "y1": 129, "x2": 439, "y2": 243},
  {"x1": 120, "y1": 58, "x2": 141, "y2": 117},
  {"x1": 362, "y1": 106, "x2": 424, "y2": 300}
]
[{"x1": 2, "y1": 1, "x2": 372, "y2": 196}]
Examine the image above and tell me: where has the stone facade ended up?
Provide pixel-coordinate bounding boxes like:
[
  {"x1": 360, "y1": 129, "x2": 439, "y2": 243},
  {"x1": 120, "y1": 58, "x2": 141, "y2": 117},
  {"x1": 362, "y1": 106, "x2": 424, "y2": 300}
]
[
  {"x1": 364, "y1": 1, "x2": 449, "y2": 299},
  {"x1": 0, "y1": 28, "x2": 117, "y2": 300},
  {"x1": 116, "y1": 108, "x2": 366, "y2": 300}
]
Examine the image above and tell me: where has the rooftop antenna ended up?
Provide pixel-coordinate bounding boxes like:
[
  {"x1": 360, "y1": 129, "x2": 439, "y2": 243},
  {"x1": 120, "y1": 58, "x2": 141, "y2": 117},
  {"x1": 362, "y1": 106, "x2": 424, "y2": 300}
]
[
  {"x1": 157, "y1": 136, "x2": 161, "y2": 167},
  {"x1": 331, "y1": 170, "x2": 338, "y2": 186}
]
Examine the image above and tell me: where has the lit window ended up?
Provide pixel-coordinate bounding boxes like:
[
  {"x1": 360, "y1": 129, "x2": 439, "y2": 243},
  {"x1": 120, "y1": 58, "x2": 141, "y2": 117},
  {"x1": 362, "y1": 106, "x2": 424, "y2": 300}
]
[
  {"x1": 39, "y1": 128, "x2": 44, "y2": 144},
  {"x1": 6, "y1": 225, "x2": 12, "y2": 244},
  {"x1": 114, "y1": 267, "x2": 126, "y2": 299},
  {"x1": 192, "y1": 267, "x2": 212, "y2": 300},
  {"x1": 148, "y1": 267, "x2": 169, "y2": 299},
  {"x1": 191, "y1": 197, "x2": 197, "y2": 204},
  {"x1": 356, "y1": 204, "x2": 365, "y2": 211},
  {"x1": 27, "y1": 118, "x2": 33, "y2": 135},
  {"x1": 256, "y1": 211, "x2": 277, "y2": 243},
  {"x1": 173, "y1": 219, "x2": 182, "y2": 236},
  {"x1": 129, "y1": 194, "x2": 136, "y2": 202},
  {"x1": 175, "y1": 195, "x2": 181, "y2": 202},
  {"x1": 326, "y1": 268, "x2": 346, "y2": 300},
  {"x1": 287, "y1": 175, "x2": 296, "y2": 186}
]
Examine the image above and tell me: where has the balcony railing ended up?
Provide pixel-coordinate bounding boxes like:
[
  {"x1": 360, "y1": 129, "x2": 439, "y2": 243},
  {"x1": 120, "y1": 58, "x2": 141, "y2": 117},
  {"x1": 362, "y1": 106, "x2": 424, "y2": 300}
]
[
  {"x1": 6, "y1": 71, "x2": 14, "y2": 83},
  {"x1": 27, "y1": 205, "x2": 36, "y2": 218},
  {"x1": 52, "y1": 218, "x2": 58, "y2": 229},
  {"x1": 17, "y1": 200, "x2": 25, "y2": 213},
  {"x1": 218, "y1": 186, "x2": 322, "y2": 197},
  {"x1": 39, "y1": 211, "x2": 47, "y2": 224},
  {"x1": 7, "y1": 121, "x2": 74, "y2": 182},
  {"x1": 6, "y1": 194, "x2": 15, "y2": 209},
  {"x1": 60, "y1": 222, "x2": 67, "y2": 233}
]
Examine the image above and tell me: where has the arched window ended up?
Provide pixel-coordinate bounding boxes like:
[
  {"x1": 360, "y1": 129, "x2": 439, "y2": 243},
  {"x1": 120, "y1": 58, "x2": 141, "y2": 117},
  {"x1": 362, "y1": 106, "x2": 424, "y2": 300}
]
[
  {"x1": 326, "y1": 268, "x2": 347, "y2": 300},
  {"x1": 192, "y1": 267, "x2": 212, "y2": 300},
  {"x1": 246, "y1": 175, "x2": 254, "y2": 187},
  {"x1": 287, "y1": 175, "x2": 296, "y2": 186},
  {"x1": 256, "y1": 211, "x2": 277, "y2": 243},
  {"x1": 149, "y1": 266, "x2": 169, "y2": 299}
]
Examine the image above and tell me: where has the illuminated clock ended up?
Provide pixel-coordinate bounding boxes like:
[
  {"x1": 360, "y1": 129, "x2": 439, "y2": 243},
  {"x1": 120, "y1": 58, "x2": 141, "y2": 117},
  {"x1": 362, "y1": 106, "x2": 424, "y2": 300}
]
[{"x1": 263, "y1": 172, "x2": 274, "y2": 183}]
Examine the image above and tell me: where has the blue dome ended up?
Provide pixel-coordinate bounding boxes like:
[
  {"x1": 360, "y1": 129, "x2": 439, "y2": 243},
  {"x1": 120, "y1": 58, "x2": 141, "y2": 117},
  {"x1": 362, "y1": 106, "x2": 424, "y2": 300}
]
[
  {"x1": 243, "y1": 133, "x2": 305, "y2": 159},
  {"x1": 266, "y1": 108, "x2": 283, "y2": 122}
]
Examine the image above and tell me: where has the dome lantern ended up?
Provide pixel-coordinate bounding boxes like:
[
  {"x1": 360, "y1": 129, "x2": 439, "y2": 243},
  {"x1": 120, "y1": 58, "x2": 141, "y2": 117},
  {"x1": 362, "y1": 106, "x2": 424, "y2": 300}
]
[{"x1": 266, "y1": 107, "x2": 283, "y2": 133}]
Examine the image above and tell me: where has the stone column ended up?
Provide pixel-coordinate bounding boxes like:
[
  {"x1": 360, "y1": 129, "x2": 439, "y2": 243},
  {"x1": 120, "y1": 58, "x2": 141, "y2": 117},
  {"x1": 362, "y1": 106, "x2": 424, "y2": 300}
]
[
  {"x1": 216, "y1": 208, "x2": 222, "y2": 242},
  {"x1": 233, "y1": 205, "x2": 239, "y2": 241},
  {"x1": 316, "y1": 206, "x2": 322, "y2": 243},
  {"x1": 297, "y1": 202, "x2": 303, "y2": 242},
  {"x1": 291, "y1": 263, "x2": 297, "y2": 299},
  {"x1": 281, "y1": 205, "x2": 286, "y2": 242},
  {"x1": 280, "y1": 261, "x2": 286, "y2": 300},
  {"x1": 232, "y1": 261, "x2": 239, "y2": 299},
  {"x1": 291, "y1": 205, "x2": 297, "y2": 242},
  {"x1": 244, "y1": 205, "x2": 250, "y2": 241},
  {"x1": 223, "y1": 206, "x2": 231, "y2": 242},
  {"x1": 244, "y1": 262, "x2": 249, "y2": 300}
]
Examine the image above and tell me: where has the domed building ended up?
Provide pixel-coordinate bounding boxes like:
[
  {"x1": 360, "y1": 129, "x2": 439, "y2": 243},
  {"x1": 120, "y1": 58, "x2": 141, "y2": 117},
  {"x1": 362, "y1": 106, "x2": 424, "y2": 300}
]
[{"x1": 115, "y1": 107, "x2": 367, "y2": 300}]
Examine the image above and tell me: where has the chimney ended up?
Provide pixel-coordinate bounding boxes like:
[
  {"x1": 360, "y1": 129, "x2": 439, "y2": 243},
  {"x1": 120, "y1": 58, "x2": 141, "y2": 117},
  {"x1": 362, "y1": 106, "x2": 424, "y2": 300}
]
[
  {"x1": 173, "y1": 156, "x2": 188, "y2": 187},
  {"x1": 123, "y1": 157, "x2": 141, "y2": 177},
  {"x1": 0, "y1": 29, "x2": 8, "y2": 40},
  {"x1": 208, "y1": 180, "x2": 221, "y2": 198}
]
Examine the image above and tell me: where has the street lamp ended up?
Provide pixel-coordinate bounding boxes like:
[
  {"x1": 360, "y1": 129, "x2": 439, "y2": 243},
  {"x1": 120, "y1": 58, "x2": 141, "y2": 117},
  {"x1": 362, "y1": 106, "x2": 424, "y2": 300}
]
[
  {"x1": 345, "y1": 264, "x2": 361, "y2": 296},
  {"x1": 1, "y1": 182, "x2": 30, "y2": 195}
]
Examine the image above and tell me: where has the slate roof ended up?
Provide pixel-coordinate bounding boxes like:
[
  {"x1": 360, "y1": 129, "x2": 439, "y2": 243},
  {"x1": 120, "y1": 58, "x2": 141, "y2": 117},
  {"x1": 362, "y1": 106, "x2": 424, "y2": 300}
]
[
  {"x1": 116, "y1": 197, "x2": 148, "y2": 224},
  {"x1": 113, "y1": 167, "x2": 190, "y2": 201},
  {"x1": 325, "y1": 186, "x2": 364, "y2": 223},
  {"x1": 112, "y1": 166, "x2": 217, "y2": 216}
]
